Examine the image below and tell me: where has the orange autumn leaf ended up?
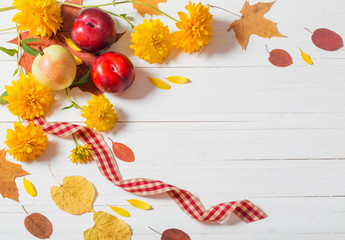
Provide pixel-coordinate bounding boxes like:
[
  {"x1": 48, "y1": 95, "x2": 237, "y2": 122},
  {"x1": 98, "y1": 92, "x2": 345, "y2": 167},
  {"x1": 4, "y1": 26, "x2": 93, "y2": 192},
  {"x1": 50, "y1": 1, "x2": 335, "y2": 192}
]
[
  {"x1": 0, "y1": 149, "x2": 29, "y2": 202},
  {"x1": 109, "y1": 139, "x2": 135, "y2": 162},
  {"x1": 132, "y1": 0, "x2": 167, "y2": 17},
  {"x1": 228, "y1": 1, "x2": 285, "y2": 50},
  {"x1": 268, "y1": 49, "x2": 293, "y2": 67}
]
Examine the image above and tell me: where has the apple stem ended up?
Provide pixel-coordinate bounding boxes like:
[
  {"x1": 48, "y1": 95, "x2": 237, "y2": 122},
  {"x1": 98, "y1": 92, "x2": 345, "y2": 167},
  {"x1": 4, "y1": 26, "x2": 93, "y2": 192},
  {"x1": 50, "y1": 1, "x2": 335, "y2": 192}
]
[{"x1": 38, "y1": 46, "x2": 44, "y2": 56}]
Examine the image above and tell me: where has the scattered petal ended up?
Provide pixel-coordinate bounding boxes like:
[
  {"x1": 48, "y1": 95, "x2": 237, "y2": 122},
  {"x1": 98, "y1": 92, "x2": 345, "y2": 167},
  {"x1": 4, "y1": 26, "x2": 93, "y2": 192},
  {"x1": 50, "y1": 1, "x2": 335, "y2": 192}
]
[
  {"x1": 268, "y1": 49, "x2": 293, "y2": 67},
  {"x1": 165, "y1": 76, "x2": 189, "y2": 84},
  {"x1": 298, "y1": 48, "x2": 313, "y2": 65},
  {"x1": 63, "y1": 35, "x2": 82, "y2": 52},
  {"x1": 23, "y1": 178, "x2": 37, "y2": 197},
  {"x1": 74, "y1": 55, "x2": 83, "y2": 65},
  {"x1": 127, "y1": 199, "x2": 152, "y2": 210},
  {"x1": 311, "y1": 28, "x2": 343, "y2": 51},
  {"x1": 108, "y1": 205, "x2": 131, "y2": 218},
  {"x1": 24, "y1": 212, "x2": 53, "y2": 239},
  {"x1": 148, "y1": 77, "x2": 170, "y2": 90}
]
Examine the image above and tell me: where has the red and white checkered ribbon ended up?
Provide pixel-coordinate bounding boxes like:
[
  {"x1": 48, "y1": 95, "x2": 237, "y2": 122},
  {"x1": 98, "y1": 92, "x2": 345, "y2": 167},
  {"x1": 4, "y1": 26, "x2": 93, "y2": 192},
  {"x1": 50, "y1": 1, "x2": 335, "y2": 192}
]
[{"x1": 33, "y1": 118, "x2": 267, "y2": 223}]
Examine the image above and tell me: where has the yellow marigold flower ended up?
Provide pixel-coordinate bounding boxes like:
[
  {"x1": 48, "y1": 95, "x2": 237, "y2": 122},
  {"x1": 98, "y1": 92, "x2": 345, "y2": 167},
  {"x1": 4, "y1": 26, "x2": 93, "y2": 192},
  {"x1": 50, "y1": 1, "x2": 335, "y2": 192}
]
[
  {"x1": 5, "y1": 121, "x2": 48, "y2": 162},
  {"x1": 4, "y1": 73, "x2": 54, "y2": 120},
  {"x1": 81, "y1": 94, "x2": 118, "y2": 132},
  {"x1": 171, "y1": 1, "x2": 213, "y2": 54},
  {"x1": 12, "y1": 0, "x2": 63, "y2": 37},
  {"x1": 69, "y1": 145, "x2": 93, "y2": 164},
  {"x1": 130, "y1": 19, "x2": 171, "y2": 64}
]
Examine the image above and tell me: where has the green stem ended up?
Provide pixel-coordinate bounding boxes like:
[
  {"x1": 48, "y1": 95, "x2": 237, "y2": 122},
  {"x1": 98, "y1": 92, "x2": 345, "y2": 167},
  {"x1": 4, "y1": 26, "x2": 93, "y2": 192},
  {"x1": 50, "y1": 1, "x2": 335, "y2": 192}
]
[
  {"x1": 0, "y1": 26, "x2": 16, "y2": 33},
  {"x1": 116, "y1": 0, "x2": 178, "y2": 22},
  {"x1": 104, "y1": 10, "x2": 135, "y2": 28},
  {"x1": 65, "y1": 88, "x2": 82, "y2": 109},
  {"x1": 0, "y1": 6, "x2": 16, "y2": 12},
  {"x1": 72, "y1": 133, "x2": 79, "y2": 147},
  {"x1": 17, "y1": 115, "x2": 22, "y2": 124},
  {"x1": 16, "y1": 25, "x2": 22, "y2": 73},
  {"x1": 56, "y1": 1, "x2": 113, "y2": 8}
]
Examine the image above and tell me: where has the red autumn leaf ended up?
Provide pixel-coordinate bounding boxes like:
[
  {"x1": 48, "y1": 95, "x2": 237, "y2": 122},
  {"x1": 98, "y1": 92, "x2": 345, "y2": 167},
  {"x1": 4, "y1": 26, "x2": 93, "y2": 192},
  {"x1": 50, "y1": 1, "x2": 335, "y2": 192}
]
[
  {"x1": 24, "y1": 212, "x2": 53, "y2": 239},
  {"x1": 109, "y1": 139, "x2": 135, "y2": 162},
  {"x1": 311, "y1": 28, "x2": 343, "y2": 51},
  {"x1": 161, "y1": 228, "x2": 191, "y2": 240},
  {"x1": 268, "y1": 49, "x2": 293, "y2": 67}
]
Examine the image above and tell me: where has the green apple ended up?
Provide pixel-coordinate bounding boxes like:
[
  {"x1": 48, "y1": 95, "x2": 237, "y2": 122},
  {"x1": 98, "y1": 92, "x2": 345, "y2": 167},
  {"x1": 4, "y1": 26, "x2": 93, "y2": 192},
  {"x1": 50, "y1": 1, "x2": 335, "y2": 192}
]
[{"x1": 32, "y1": 45, "x2": 77, "y2": 90}]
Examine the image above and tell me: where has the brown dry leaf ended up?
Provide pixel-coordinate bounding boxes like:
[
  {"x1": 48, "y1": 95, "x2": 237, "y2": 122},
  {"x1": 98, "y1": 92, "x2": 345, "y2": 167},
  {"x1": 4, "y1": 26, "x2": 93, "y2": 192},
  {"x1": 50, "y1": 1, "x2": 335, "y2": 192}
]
[
  {"x1": 24, "y1": 212, "x2": 53, "y2": 239},
  {"x1": 161, "y1": 228, "x2": 191, "y2": 240},
  {"x1": 0, "y1": 149, "x2": 29, "y2": 202},
  {"x1": 228, "y1": 1, "x2": 285, "y2": 50},
  {"x1": 84, "y1": 211, "x2": 131, "y2": 240},
  {"x1": 50, "y1": 176, "x2": 96, "y2": 215},
  {"x1": 132, "y1": 0, "x2": 167, "y2": 17}
]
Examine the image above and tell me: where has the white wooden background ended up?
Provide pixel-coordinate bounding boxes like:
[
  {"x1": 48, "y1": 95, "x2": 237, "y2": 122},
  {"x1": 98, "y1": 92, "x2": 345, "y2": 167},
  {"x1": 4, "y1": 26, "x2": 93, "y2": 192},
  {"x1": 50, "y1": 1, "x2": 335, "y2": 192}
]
[{"x1": 0, "y1": 0, "x2": 345, "y2": 239}]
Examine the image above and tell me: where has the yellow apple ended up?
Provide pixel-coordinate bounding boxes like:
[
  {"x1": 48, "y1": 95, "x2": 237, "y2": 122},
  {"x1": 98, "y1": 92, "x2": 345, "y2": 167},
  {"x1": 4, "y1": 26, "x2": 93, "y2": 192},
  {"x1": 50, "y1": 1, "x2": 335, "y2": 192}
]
[{"x1": 32, "y1": 45, "x2": 77, "y2": 90}]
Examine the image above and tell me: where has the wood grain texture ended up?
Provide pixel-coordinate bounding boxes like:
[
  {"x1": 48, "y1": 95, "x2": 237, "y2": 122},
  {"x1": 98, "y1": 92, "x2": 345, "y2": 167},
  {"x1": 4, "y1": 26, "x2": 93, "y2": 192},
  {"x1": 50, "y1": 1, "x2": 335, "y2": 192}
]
[{"x1": 0, "y1": 0, "x2": 344, "y2": 239}]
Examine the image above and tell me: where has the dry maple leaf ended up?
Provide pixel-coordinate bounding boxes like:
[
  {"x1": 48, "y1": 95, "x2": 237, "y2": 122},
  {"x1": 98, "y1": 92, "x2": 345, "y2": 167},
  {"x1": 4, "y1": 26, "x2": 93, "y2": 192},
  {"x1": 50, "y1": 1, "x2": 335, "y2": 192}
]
[
  {"x1": 132, "y1": 0, "x2": 167, "y2": 17},
  {"x1": 84, "y1": 211, "x2": 131, "y2": 240},
  {"x1": 50, "y1": 176, "x2": 96, "y2": 215},
  {"x1": 0, "y1": 149, "x2": 29, "y2": 202},
  {"x1": 228, "y1": 1, "x2": 285, "y2": 50}
]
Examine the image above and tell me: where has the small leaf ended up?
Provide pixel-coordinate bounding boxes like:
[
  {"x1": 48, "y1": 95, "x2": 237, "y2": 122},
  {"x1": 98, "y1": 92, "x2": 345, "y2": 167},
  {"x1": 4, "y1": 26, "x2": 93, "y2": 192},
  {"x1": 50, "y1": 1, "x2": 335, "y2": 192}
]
[
  {"x1": 165, "y1": 76, "x2": 189, "y2": 84},
  {"x1": 162, "y1": 228, "x2": 191, "y2": 240},
  {"x1": 13, "y1": 68, "x2": 18, "y2": 77},
  {"x1": 108, "y1": 205, "x2": 130, "y2": 217},
  {"x1": 21, "y1": 38, "x2": 41, "y2": 44},
  {"x1": 268, "y1": 49, "x2": 293, "y2": 67},
  {"x1": 0, "y1": 91, "x2": 8, "y2": 104},
  {"x1": 0, "y1": 46, "x2": 17, "y2": 56},
  {"x1": 63, "y1": 35, "x2": 82, "y2": 52},
  {"x1": 23, "y1": 178, "x2": 37, "y2": 197},
  {"x1": 22, "y1": 43, "x2": 39, "y2": 56},
  {"x1": 24, "y1": 212, "x2": 53, "y2": 239},
  {"x1": 148, "y1": 77, "x2": 170, "y2": 90},
  {"x1": 70, "y1": 68, "x2": 91, "y2": 87},
  {"x1": 73, "y1": 55, "x2": 83, "y2": 65},
  {"x1": 127, "y1": 199, "x2": 152, "y2": 210},
  {"x1": 298, "y1": 48, "x2": 313, "y2": 65},
  {"x1": 110, "y1": 140, "x2": 135, "y2": 163},
  {"x1": 312, "y1": 28, "x2": 343, "y2": 51}
]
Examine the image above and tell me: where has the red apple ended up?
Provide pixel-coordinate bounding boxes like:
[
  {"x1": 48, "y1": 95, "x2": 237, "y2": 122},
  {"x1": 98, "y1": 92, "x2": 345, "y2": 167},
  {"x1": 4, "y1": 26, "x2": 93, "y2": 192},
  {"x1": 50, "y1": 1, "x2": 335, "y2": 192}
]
[
  {"x1": 32, "y1": 45, "x2": 77, "y2": 90},
  {"x1": 71, "y1": 8, "x2": 116, "y2": 53},
  {"x1": 91, "y1": 52, "x2": 135, "y2": 94}
]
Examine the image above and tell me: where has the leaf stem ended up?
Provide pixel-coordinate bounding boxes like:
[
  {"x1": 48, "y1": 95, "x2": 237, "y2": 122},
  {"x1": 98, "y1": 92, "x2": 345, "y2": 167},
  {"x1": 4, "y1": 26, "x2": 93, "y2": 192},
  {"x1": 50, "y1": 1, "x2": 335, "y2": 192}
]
[
  {"x1": 0, "y1": 26, "x2": 16, "y2": 33},
  {"x1": 148, "y1": 226, "x2": 162, "y2": 235},
  {"x1": 48, "y1": 163, "x2": 61, "y2": 186},
  {"x1": 65, "y1": 88, "x2": 82, "y2": 110},
  {"x1": 104, "y1": 10, "x2": 135, "y2": 28},
  {"x1": 72, "y1": 133, "x2": 79, "y2": 147},
  {"x1": 21, "y1": 205, "x2": 29, "y2": 216},
  {"x1": 16, "y1": 25, "x2": 22, "y2": 73},
  {"x1": 207, "y1": 4, "x2": 242, "y2": 18},
  {"x1": 304, "y1": 27, "x2": 313, "y2": 34}
]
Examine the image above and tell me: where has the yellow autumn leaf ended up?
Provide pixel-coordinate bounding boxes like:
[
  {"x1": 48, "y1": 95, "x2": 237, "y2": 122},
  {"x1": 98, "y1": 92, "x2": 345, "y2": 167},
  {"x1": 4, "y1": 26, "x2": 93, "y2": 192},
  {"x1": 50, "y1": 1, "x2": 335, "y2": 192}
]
[
  {"x1": 148, "y1": 77, "x2": 170, "y2": 90},
  {"x1": 108, "y1": 205, "x2": 130, "y2": 217},
  {"x1": 84, "y1": 211, "x2": 131, "y2": 240},
  {"x1": 132, "y1": 0, "x2": 167, "y2": 17},
  {"x1": 73, "y1": 55, "x2": 83, "y2": 65},
  {"x1": 50, "y1": 176, "x2": 95, "y2": 215},
  {"x1": 165, "y1": 76, "x2": 189, "y2": 84},
  {"x1": 63, "y1": 35, "x2": 82, "y2": 52},
  {"x1": 127, "y1": 199, "x2": 152, "y2": 210},
  {"x1": 23, "y1": 178, "x2": 36, "y2": 197},
  {"x1": 299, "y1": 48, "x2": 313, "y2": 65}
]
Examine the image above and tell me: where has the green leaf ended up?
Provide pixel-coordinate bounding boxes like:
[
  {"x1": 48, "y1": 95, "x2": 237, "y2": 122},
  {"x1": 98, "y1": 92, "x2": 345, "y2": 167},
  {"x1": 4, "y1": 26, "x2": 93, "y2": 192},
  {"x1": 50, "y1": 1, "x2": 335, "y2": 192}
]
[
  {"x1": 0, "y1": 46, "x2": 17, "y2": 56},
  {"x1": 22, "y1": 43, "x2": 39, "y2": 56},
  {"x1": 13, "y1": 68, "x2": 18, "y2": 77},
  {"x1": 71, "y1": 68, "x2": 91, "y2": 87},
  {"x1": 21, "y1": 38, "x2": 41, "y2": 44},
  {"x1": 0, "y1": 91, "x2": 8, "y2": 104}
]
